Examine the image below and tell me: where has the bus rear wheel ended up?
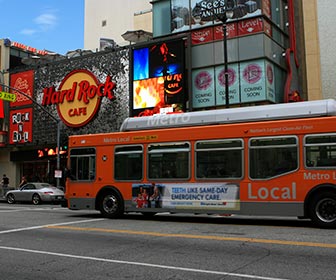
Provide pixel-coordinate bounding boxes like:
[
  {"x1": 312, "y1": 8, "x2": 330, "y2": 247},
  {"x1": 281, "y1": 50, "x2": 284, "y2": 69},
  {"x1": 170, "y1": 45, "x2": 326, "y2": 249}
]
[
  {"x1": 99, "y1": 191, "x2": 123, "y2": 218},
  {"x1": 309, "y1": 192, "x2": 336, "y2": 228}
]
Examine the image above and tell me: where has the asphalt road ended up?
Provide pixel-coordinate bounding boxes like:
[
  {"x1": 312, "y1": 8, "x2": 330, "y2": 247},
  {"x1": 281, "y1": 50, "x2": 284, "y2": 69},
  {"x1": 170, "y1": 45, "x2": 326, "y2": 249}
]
[{"x1": 0, "y1": 203, "x2": 335, "y2": 280}]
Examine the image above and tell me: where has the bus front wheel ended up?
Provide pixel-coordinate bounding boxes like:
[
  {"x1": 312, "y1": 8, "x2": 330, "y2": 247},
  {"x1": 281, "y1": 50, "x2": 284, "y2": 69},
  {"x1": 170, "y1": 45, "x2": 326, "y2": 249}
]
[
  {"x1": 98, "y1": 191, "x2": 124, "y2": 218},
  {"x1": 309, "y1": 192, "x2": 336, "y2": 228}
]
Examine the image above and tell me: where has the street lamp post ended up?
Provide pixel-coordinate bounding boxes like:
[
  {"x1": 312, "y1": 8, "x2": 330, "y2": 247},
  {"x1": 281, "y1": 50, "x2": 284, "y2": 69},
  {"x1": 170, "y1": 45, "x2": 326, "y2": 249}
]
[
  {"x1": 223, "y1": 22, "x2": 229, "y2": 108},
  {"x1": 216, "y1": 3, "x2": 234, "y2": 108},
  {"x1": 0, "y1": 83, "x2": 62, "y2": 187},
  {"x1": 195, "y1": 0, "x2": 234, "y2": 108}
]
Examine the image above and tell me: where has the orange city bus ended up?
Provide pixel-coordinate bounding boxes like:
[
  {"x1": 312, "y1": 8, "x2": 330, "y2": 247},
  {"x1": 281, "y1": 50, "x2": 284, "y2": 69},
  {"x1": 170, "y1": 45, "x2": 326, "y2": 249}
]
[{"x1": 64, "y1": 99, "x2": 336, "y2": 228}]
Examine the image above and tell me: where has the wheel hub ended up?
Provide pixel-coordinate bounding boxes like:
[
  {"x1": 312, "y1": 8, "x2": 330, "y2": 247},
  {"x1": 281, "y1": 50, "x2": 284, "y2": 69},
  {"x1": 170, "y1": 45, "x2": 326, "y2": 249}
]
[
  {"x1": 316, "y1": 198, "x2": 336, "y2": 223},
  {"x1": 103, "y1": 195, "x2": 118, "y2": 213}
]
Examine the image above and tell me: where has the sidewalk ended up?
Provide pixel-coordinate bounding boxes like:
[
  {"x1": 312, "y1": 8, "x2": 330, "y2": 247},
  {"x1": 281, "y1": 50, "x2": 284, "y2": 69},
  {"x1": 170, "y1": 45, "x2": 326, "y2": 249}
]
[
  {"x1": 0, "y1": 188, "x2": 11, "y2": 202},
  {"x1": 0, "y1": 190, "x2": 8, "y2": 202},
  {"x1": 0, "y1": 185, "x2": 15, "y2": 199}
]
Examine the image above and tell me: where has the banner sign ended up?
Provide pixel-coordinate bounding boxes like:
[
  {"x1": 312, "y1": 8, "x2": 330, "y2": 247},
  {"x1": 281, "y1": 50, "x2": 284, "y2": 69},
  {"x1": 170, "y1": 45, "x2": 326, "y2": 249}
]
[
  {"x1": 265, "y1": 62, "x2": 276, "y2": 102},
  {"x1": 192, "y1": 59, "x2": 277, "y2": 108},
  {"x1": 9, "y1": 108, "x2": 33, "y2": 144},
  {"x1": 192, "y1": 67, "x2": 215, "y2": 108},
  {"x1": 240, "y1": 60, "x2": 266, "y2": 103},
  {"x1": 215, "y1": 63, "x2": 240, "y2": 105},
  {"x1": 191, "y1": 27, "x2": 214, "y2": 44},
  {"x1": 132, "y1": 182, "x2": 240, "y2": 210},
  {"x1": 191, "y1": 17, "x2": 269, "y2": 45},
  {"x1": 10, "y1": 70, "x2": 34, "y2": 107}
]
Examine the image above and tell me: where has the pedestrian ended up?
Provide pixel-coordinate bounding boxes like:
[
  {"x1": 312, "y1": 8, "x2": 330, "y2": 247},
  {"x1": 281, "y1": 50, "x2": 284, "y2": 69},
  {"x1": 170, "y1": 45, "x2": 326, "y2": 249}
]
[
  {"x1": 19, "y1": 176, "x2": 27, "y2": 188},
  {"x1": 2, "y1": 174, "x2": 9, "y2": 196}
]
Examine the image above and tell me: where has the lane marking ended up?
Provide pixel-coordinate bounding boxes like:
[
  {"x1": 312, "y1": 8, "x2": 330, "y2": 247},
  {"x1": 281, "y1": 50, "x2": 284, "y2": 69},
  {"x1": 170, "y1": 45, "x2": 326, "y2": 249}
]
[
  {"x1": 0, "y1": 206, "x2": 69, "y2": 213},
  {"x1": 0, "y1": 209, "x2": 24, "y2": 213},
  {"x1": 0, "y1": 245, "x2": 289, "y2": 280},
  {"x1": 48, "y1": 225, "x2": 336, "y2": 249},
  {"x1": 0, "y1": 208, "x2": 68, "y2": 213},
  {"x1": 0, "y1": 206, "x2": 32, "y2": 211},
  {"x1": 0, "y1": 219, "x2": 105, "y2": 234}
]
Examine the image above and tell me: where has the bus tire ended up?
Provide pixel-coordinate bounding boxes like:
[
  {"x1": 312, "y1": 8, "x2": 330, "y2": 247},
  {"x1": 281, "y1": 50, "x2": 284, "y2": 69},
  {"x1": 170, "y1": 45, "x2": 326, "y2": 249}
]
[
  {"x1": 309, "y1": 191, "x2": 336, "y2": 228},
  {"x1": 98, "y1": 190, "x2": 124, "y2": 218}
]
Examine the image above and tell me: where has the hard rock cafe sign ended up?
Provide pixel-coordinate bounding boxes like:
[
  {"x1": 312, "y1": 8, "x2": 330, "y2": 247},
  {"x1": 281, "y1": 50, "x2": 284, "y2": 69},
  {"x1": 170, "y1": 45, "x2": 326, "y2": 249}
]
[{"x1": 42, "y1": 70, "x2": 116, "y2": 127}]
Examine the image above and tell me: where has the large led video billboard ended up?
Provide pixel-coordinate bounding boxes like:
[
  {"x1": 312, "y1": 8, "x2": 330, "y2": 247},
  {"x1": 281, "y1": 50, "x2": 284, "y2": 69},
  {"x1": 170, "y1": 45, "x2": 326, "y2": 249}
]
[{"x1": 131, "y1": 39, "x2": 186, "y2": 117}]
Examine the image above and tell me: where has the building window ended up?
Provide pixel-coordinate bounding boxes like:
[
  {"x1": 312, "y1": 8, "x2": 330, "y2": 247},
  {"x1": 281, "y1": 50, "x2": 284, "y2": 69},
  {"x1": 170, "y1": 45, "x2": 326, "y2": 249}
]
[{"x1": 102, "y1": 20, "x2": 107, "y2": 27}]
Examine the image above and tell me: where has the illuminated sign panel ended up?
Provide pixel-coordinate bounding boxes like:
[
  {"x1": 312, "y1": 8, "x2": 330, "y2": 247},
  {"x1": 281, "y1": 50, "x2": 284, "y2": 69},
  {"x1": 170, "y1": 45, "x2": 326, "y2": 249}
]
[
  {"x1": 9, "y1": 108, "x2": 33, "y2": 144},
  {"x1": 10, "y1": 70, "x2": 34, "y2": 107},
  {"x1": 131, "y1": 39, "x2": 186, "y2": 117},
  {"x1": 42, "y1": 70, "x2": 116, "y2": 127}
]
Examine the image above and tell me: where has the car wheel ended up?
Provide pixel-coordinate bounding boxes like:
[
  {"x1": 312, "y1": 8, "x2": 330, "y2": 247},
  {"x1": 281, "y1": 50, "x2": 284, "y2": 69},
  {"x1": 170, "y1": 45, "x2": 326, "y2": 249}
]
[
  {"x1": 32, "y1": 193, "x2": 41, "y2": 205},
  {"x1": 7, "y1": 193, "x2": 16, "y2": 204},
  {"x1": 309, "y1": 192, "x2": 336, "y2": 228},
  {"x1": 99, "y1": 191, "x2": 123, "y2": 218}
]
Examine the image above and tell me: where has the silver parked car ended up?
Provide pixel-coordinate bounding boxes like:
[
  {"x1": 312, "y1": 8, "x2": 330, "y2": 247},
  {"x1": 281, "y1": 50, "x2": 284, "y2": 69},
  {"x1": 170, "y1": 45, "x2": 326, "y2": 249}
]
[{"x1": 5, "y1": 182, "x2": 65, "y2": 205}]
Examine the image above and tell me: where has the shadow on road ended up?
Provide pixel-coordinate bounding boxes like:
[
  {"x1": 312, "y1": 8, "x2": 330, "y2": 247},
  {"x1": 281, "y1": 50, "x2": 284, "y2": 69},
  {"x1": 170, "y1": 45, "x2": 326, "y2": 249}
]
[{"x1": 66, "y1": 211, "x2": 314, "y2": 228}]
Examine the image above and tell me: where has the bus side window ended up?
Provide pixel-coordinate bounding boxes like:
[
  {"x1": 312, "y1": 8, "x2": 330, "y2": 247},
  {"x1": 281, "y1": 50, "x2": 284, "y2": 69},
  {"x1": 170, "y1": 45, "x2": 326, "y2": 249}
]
[
  {"x1": 114, "y1": 145, "x2": 143, "y2": 180},
  {"x1": 148, "y1": 142, "x2": 190, "y2": 180},
  {"x1": 249, "y1": 136, "x2": 298, "y2": 179},
  {"x1": 69, "y1": 148, "x2": 96, "y2": 181},
  {"x1": 195, "y1": 139, "x2": 243, "y2": 179},
  {"x1": 305, "y1": 134, "x2": 336, "y2": 168}
]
